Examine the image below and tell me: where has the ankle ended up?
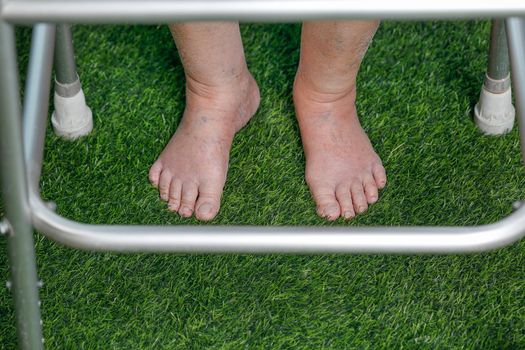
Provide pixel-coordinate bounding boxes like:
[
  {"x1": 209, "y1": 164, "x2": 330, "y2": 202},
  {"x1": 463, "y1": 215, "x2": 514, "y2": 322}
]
[
  {"x1": 185, "y1": 67, "x2": 253, "y2": 99},
  {"x1": 293, "y1": 70, "x2": 356, "y2": 105},
  {"x1": 182, "y1": 69, "x2": 260, "y2": 133}
]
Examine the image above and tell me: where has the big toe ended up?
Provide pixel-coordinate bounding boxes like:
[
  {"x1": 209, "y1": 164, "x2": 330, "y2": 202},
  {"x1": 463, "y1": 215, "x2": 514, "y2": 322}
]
[
  {"x1": 372, "y1": 163, "x2": 387, "y2": 189},
  {"x1": 195, "y1": 200, "x2": 220, "y2": 221},
  {"x1": 149, "y1": 161, "x2": 163, "y2": 187},
  {"x1": 195, "y1": 183, "x2": 222, "y2": 221},
  {"x1": 310, "y1": 184, "x2": 341, "y2": 221}
]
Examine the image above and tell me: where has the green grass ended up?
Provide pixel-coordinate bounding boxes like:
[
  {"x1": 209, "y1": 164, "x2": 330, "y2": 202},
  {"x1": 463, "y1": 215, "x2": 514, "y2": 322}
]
[{"x1": 1, "y1": 21, "x2": 525, "y2": 348}]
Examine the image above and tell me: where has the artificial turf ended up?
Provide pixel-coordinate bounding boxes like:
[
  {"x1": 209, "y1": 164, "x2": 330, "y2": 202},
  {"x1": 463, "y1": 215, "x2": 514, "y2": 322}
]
[{"x1": 1, "y1": 20, "x2": 525, "y2": 348}]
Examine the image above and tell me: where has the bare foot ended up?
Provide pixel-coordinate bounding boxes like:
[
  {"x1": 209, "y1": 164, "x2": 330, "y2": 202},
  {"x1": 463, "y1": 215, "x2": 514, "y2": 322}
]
[
  {"x1": 293, "y1": 74, "x2": 387, "y2": 221},
  {"x1": 149, "y1": 71, "x2": 260, "y2": 220}
]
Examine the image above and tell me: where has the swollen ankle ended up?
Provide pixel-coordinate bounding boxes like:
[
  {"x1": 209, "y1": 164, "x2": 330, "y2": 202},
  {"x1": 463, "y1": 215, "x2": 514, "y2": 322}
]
[
  {"x1": 183, "y1": 70, "x2": 260, "y2": 133},
  {"x1": 293, "y1": 72, "x2": 356, "y2": 105}
]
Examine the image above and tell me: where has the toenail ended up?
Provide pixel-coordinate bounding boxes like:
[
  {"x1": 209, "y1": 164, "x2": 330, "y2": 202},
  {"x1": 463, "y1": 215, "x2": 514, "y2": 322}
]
[
  {"x1": 324, "y1": 210, "x2": 339, "y2": 220},
  {"x1": 323, "y1": 208, "x2": 336, "y2": 217},
  {"x1": 343, "y1": 211, "x2": 354, "y2": 219},
  {"x1": 197, "y1": 203, "x2": 212, "y2": 216},
  {"x1": 180, "y1": 207, "x2": 193, "y2": 217}
]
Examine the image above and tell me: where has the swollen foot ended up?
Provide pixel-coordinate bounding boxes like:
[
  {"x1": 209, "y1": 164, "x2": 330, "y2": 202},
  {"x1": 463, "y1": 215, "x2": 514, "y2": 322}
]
[
  {"x1": 293, "y1": 75, "x2": 386, "y2": 221},
  {"x1": 149, "y1": 72, "x2": 260, "y2": 220}
]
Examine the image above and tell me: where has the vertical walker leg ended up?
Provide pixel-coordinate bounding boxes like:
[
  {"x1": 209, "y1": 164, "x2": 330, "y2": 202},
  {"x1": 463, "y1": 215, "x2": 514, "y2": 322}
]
[
  {"x1": 51, "y1": 24, "x2": 93, "y2": 139},
  {"x1": 475, "y1": 19, "x2": 515, "y2": 135},
  {"x1": 23, "y1": 24, "x2": 57, "y2": 193},
  {"x1": 0, "y1": 22, "x2": 45, "y2": 350},
  {"x1": 506, "y1": 18, "x2": 525, "y2": 160}
]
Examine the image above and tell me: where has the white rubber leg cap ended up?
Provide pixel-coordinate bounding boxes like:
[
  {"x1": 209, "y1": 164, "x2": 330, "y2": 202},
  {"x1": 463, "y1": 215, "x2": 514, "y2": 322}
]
[
  {"x1": 474, "y1": 87, "x2": 515, "y2": 135},
  {"x1": 51, "y1": 88, "x2": 93, "y2": 139}
]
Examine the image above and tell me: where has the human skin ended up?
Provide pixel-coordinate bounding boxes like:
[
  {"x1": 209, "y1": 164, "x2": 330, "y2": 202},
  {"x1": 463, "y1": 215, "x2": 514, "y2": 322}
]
[{"x1": 149, "y1": 21, "x2": 386, "y2": 221}]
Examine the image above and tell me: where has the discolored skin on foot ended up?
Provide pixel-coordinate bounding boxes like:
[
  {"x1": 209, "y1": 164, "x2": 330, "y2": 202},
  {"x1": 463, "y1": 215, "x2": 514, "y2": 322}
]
[
  {"x1": 149, "y1": 72, "x2": 260, "y2": 220},
  {"x1": 293, "y1": 74, "x2": 386, "y2": 221}
]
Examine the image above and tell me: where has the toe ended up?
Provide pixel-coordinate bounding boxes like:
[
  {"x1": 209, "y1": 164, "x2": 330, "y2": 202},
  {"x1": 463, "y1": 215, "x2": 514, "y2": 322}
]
[
  {"x1": 372, "y1": 163, "x2": 387, "y2": 189},
  {"x1": 148, "y1": 161, "x2": 163, "y2": 187},
  {"x1": 363, "y1": 176, "x2": 379, "y2": 204},
  {"x1": 195, "y1": 183, "x2": 222, "y2": 221},
  {"x1": 178, "y1": 182, "x2": 198, "y2": 218},
  {"x1": 168, "y1": 179, "x2": 182, "y2": 212},
  {"x1": 335, "y1": 185, "x2": 355, "y2": 220},
  {"x1": 351, "y1": 183, "x2": 368, "y2": 214},
  {"x1": 310, "y1": 184, "x2": 340, "y2": 221},
  {"x1": 158, "y1": 169, "x2": 172, "y2": 202}
]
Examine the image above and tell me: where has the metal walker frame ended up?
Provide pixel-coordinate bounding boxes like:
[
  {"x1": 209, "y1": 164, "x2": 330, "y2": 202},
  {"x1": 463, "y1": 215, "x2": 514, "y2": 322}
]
[{"x1": 1, "y1": 1, "x2": 525, "y2": 348}]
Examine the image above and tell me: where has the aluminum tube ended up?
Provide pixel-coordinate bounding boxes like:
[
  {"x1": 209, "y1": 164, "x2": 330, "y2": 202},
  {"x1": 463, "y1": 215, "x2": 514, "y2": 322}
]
[
  {"x1": 506, "y1": 18, "x2": 525, "y2": 165},
  {"x1": 54, "y1": 24, "x2": 77, "y2": 84},
  {"x1": 29, "y1": 193, "x2": 525, "y2": 253},
  {"x1": 3, "y1": 0, "x2": 525, "y2": 24},
  {"x1": 487, "y1": 19, "x2": 510, "y2": 82},
  {"x1": 0, "y1": 21, "x2": 44, "y2": 350},
  {"x1": 22, "y1": 24, "x2": 55, "y2": 193}
]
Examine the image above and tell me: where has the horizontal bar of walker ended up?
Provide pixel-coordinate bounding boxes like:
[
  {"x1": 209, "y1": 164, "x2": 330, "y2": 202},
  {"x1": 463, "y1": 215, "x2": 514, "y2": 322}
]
[
  {"x1": 3, "y1": 0, "x2": 525, "y2": 24},
  {"x1": 30, "y1": 192, "x2": 525, "y2": 253}
]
